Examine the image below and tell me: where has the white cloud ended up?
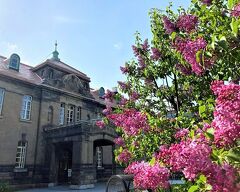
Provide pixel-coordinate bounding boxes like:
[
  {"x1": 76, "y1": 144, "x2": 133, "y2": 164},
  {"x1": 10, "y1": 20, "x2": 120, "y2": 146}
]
[
  {"x1": 0, "y1": 41, "x2": 18, "y2": 56},
  {"x1": 114, "y1": 42, "x2": 123, "y2": 50},
  {"x1": 53, "y1": 15, "x2": 86, "y2": 24}
]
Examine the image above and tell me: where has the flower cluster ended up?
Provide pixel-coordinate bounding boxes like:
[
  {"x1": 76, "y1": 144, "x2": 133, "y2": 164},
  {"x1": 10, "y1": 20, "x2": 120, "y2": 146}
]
[
  {"x1": 107, "y1": 109, "x2": 150, "y2": 136},
  {"x1": 125, "y1": 161, "x2": 170, "y2": 190},
  {"x1": 102, "y1": 106, "x2": 112, "y2": 115},
  {"x1": 129, "y1": 91, "x2": 140, "y2": 101},
  {"x1": 231, "y1": 3, "x2": 240, "y2": 17},
  {"x1": 174, "y1": 37, "x2": 213, "y2": 75},
  {"x1": 120, "y1": 66, "x2": 129, "y2": 74},
  {"x1": 157, "y1": 140, "x2": 212, "y2": 180},
  {"x1": 201, "y1": 0, "x2": 212, "y2": 6},
  {"x1": 175, "y1": 63, "x2": 192, "y2": 75},
  {"x1": 95, "y1": 120, "x2": 105, "y2": 129},
  {"x1": 156, "y1": 139, "x2": 239, "y2": 191},
  {"x1": 117, "y1": 149, "x2": 132, "y2": 163},
  {"x1": 151, "y1": 47, "x2": 161, "y2": 61},
  {"x1": 211, "y1": 81, "x2": 240, "y2": 147},
  {"x1": 104, "y1": 89, "x2": 115, "y2": 102},
  {"x1": 162, "y1": 16, "x2": 176, "y2": 34},
  {"x1": 177, "y1": 14, "x2": 198, "y2": 33},
  {"x1": 174, "y1": 128, "x2": 189, "y2": 140},
  {"x1": 118, "y1": 81, "x2": 130, "y2": 92},
  {"x1": 132, "y1": 39, "x2": 149, "y2": 69},
  {"x1": 114, "y1": 137, "x2": 125, "y2": 146}
]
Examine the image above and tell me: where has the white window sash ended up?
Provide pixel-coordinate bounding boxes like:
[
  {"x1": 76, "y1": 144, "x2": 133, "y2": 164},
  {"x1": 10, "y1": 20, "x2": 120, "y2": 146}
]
[
  {"x1": 20, "y1": 96, "x2": 32, "y2": 120},
  {"x1": 59, "y1": 106, "x2": 65, "y2": 125}
]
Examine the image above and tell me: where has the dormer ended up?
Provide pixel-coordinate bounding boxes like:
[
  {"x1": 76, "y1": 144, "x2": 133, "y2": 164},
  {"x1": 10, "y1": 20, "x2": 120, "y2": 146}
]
[
  {"x1": 98, "y1": 87, "x2": 105, "y2": 98},
  {"x1": 8, "y1": 53, "x2": 20, "y2": 71}
]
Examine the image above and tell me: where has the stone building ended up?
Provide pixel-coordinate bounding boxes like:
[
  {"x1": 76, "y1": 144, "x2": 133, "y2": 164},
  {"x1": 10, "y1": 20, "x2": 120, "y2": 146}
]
[{"x1": 0, "y1": 46, "x2": 118, "y2": 189}]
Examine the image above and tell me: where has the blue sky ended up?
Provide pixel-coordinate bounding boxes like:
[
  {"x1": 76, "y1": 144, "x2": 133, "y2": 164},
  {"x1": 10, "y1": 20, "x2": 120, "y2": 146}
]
[{"x1": 0, "y1": 0, "x2": 190, "y2": 89}]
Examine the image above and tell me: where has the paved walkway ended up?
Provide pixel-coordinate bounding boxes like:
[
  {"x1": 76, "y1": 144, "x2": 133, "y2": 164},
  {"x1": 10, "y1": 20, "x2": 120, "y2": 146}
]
[{"x1": 17, "y1": 183, "x2": 106, "y2": 192}]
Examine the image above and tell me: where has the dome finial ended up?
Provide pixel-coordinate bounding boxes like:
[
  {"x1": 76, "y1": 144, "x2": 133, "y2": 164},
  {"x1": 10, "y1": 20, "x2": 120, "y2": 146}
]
[
  {"x1": 55, "y1": 40, "x2": 58, "y2": 51},
  {"x1": 52, "y1": 41, "x2": 60, "y2": 61}
]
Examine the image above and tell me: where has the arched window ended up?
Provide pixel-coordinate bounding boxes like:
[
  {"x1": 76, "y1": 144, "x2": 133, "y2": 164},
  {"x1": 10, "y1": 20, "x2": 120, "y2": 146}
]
[
  {"x1": 9, "y1": 53, "x2": 20, "y2": 71},
  {"x1": 48, "y1": 106, "x2": 53, "y2": 124}
]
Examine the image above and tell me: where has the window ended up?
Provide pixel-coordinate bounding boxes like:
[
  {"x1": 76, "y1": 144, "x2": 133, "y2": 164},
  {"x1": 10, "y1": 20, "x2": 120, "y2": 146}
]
[
  {"x1": 20, "y1": 95, "x2": 32, "y2": 120},
  {"x1": 15, "y1": 141, "x2": 27, "y2": 168},
  {"x1": 48, "y1": 106, "x2": 53, "y2": 124},
  {"x1": 9, "y1": 54, "x2": 20, "y2": 71},
  {"x1": 67, "y1": 105, "x2": 75, "y2": 124},
  {"x1": 41, "y1": 70, "x2": 45, "y2": 77},
  {"x1": 96, "y1": 146, "x2": 103, "y2": 168},
  {"x1": 48, "y1": 69, "x2": 54, "y2": 79},
  {"x1": 59, "y1": 103, "x2": 65, "y2": 125},
  {"x1": 76, "y1": 107, "x2": 81, "y2": 122},
  {"x1": 0, "y1": 88, "x2": 5, "y2": 115}
]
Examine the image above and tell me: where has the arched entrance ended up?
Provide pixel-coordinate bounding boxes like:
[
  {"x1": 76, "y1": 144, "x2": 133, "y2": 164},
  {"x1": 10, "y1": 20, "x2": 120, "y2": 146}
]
[{"x1": 93, "y1": 139, "x2": 115, "y2": 181}]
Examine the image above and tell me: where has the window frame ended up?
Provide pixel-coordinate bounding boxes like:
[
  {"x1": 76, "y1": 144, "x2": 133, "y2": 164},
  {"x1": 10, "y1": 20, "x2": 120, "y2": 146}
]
[
  {"x1": 67, "y1": 105, "x2": 75, "y2": 124},
  {"x1": 15, "y1": 141, "x2": 27, "y2": 169},
  {"x1": 20, "y1": 95, "x2": 32, "y2": 121},
  {"x1": 9, "y1": 54, "x2": 20, "y2": 71},
  {"x1": 59, "y1": 103, "x2": 65, "y2": 125},
  {"x1": 96, "y1": 146, "x2": 103, "y2": 168},
  {"x1": 76, "y1": 106, "x2": 81, "y2": 122}
]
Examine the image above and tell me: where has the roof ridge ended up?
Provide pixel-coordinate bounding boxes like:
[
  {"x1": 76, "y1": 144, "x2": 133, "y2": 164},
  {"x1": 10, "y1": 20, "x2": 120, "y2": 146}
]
[{"x1": 57, "y1": 60, "x2": 87, "y2": 77}]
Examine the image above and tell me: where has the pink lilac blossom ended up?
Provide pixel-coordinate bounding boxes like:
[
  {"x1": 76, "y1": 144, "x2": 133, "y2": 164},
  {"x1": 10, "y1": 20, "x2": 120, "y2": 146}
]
[
  {"x1": 130, "y1": 91, "x2": 140, "y2": 101},
  {"x1": 211, "y1": 81, "x2": 240, "y2": 147},
  {"x1": 231, "y1": 3, "x2": 240, "y2": 17},
  {"x1": 156, "y1": 139, "x2": 239, "y2": 191},
  {"x1": 104, "y1": 89, "x2": 115, "y2": 102},
  {"x1": 162, "y1": 16, "x2": 176, "y2": 34},
  {"x1": 117, "y1": 81, "x2": 130, "y2": 92},
  {"x1": 175, "y1": 63, "x2": 192, "y2": 75},
  {"x1": 157, "y1": 140, "x2": 212, "y2": 180},
  {"x1": 174, "y1": 37, "x2": 213, "y2": 75},
  {"x1": 107, "y1": 109, "x2": 150, "y2": 136},
  {"x1": 117, "y1": 149, "x2": 132, "y2": 163},
  {"x1": 102, "y1": 106, "x2": 112, "y2": 116},
  {"x1": 201, "y1": 0, "x2": 212, "y2": 6},
  {"x1": 177, "y1": 14, "x2": 198, "y2": 33},
  {"x1": 137, "y1": 55, "x2": 146, "y2": 69},
  {"x1": 174, "y1": 128, "x2": 189, "y2": 140},
  {"x1": 141, "y1": 39, "x2": 150, "y2": 52},
  {"x1": 125, "y1": 161, "x2": 170, "y2": 190},
  {"x1": 119, "y1": 96, "x2": 128, "y2": 106},
  {"x1": 114, "y1": 137, "x2": 125, "y2": 146},
  {"x1": 95, "y1": 120, "x2": 105, "y2": 129},
  {"x1": 120, "y1": 66, "x2": 129, "y2": 74},
  {"x1": 151, "y1": 47, "x2": 161, "y2": 61}
]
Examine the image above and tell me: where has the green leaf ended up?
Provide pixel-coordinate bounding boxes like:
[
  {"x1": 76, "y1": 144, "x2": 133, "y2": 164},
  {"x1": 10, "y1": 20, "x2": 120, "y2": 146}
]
[
  {"x1": 231, "y1": 18, "x2": 239, "y2": 37},
  {"x1": 199, "y1": 105, "x2": 206, "y2": 114},
  {"x1": 199, "y1": 174, "x2": 206, "y2": 183},
  {"x1": 188, "y1": 185, "x2": 199, "y2": 192},
  {"x1": 196, "y1": 50, "x2": 202, "y2": 63},
  {"x1": 205, "y1": 128, "x2": 214, "y2": 140},
  {"x1": 149, "y1": 157, "x2": 156, "y2": 166},
  {"x1": 228, "y1": 0, "x2": 234, "y2": 9}
]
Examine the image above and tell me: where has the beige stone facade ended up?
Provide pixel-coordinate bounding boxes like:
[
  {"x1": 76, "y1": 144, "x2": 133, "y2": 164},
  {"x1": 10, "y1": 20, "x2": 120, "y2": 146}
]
[{"x1": 0, "y1": 51, "x2": 118, "y2": 189}]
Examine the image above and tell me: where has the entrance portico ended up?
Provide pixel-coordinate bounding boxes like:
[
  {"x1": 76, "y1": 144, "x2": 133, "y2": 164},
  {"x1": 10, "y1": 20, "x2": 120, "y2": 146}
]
[{"x1": 44, "y1": 121, "x2": 117, "y2": 189}]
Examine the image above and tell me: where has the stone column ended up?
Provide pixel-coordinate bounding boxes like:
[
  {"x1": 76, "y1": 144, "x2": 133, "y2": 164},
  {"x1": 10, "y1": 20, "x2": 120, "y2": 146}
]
[
  {"x1": 70, "y1": 140, "x2": 96, "y2": 189},
  {"x1": 48, "y1": 144, "x2": 57, "y2": 186}
]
